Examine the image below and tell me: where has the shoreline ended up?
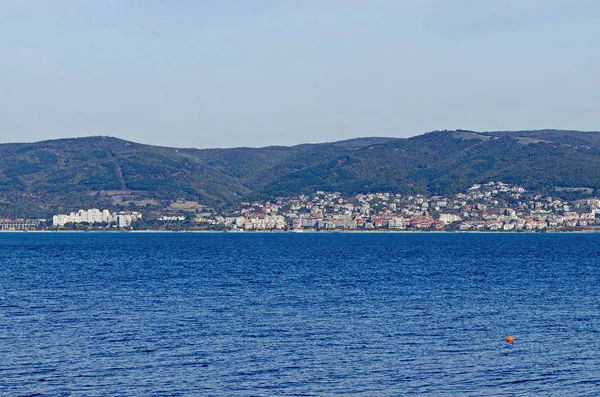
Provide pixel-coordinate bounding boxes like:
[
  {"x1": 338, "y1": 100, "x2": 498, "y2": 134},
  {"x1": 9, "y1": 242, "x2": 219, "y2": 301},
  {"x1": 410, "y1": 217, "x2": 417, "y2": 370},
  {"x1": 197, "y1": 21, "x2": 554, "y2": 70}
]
[{"x1": 2, "y1": 229, "x2": 600, "y2": 234}]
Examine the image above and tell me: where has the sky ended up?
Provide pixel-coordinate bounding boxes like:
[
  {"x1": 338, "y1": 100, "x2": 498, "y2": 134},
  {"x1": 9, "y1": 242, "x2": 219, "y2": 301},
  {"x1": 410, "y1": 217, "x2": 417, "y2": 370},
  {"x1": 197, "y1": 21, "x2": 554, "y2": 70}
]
[{"x1": 1, "y1": 0, "x2": 599, "y2": 149}]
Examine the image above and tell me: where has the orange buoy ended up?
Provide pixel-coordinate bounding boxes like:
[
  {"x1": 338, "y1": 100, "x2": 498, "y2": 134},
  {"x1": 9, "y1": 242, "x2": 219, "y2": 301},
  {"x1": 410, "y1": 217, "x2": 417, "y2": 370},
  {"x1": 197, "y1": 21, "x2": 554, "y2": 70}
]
[{"x1": 505, "y1": 336, "x2": 514, "y2": 343}]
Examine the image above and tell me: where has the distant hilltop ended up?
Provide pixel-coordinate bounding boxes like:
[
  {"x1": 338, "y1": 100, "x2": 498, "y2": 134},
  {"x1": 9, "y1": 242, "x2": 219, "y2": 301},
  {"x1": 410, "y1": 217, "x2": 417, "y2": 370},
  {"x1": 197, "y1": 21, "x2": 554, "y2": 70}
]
[{"x1": 1, "y1": 129, "x2": 600, "y2": 217}]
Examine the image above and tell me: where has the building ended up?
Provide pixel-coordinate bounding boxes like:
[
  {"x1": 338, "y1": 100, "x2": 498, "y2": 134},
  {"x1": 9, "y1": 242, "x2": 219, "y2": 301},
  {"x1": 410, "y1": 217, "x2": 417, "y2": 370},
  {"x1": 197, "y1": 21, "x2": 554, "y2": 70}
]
[{"x1": 52, "y1": 209, "x2": 142, "y2": 227}]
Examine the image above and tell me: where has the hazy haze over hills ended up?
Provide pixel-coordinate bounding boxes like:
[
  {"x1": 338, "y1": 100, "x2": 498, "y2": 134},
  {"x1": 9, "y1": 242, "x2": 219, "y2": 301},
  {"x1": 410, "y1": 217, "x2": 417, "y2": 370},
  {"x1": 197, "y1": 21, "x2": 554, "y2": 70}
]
[{"x1": 1, "y1": 1, "x2": 599, "y2": 148}]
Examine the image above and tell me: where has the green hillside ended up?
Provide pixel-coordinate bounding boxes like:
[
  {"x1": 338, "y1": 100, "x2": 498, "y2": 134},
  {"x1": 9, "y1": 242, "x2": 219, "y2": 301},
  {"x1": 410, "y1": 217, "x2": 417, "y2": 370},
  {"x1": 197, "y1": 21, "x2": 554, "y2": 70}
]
[
  {"x1": 1, "y1": 130, "x2": 600, "y2": 217},
  {"x1": 260, "y1": 130, "x2": 600, "y2": 198},
  {"x1": 0, "y1": 136, "x2": 390, "y2": 216}
]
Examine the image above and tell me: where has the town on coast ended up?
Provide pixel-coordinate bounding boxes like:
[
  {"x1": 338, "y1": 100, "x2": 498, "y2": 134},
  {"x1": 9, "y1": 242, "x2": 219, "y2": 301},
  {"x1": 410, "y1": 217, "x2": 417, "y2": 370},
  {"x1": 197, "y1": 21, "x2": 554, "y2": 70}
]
[{"x1": 3, "y1": 182, "x2": 600, "y2": 232}]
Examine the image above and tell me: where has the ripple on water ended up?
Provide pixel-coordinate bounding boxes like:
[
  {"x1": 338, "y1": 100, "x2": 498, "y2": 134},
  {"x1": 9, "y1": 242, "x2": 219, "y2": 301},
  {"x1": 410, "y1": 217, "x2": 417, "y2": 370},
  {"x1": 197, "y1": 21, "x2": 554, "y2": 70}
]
[{"x1": 1, "y1": 233, "x2": 600, "y2": 396}]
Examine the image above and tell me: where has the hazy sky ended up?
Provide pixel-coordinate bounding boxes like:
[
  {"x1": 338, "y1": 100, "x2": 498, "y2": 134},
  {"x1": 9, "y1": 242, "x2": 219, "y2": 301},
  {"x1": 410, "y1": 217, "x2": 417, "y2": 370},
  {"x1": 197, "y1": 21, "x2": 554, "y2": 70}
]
[{"x1": 1, "y1": 1, "x2": 599, "y2": 148}]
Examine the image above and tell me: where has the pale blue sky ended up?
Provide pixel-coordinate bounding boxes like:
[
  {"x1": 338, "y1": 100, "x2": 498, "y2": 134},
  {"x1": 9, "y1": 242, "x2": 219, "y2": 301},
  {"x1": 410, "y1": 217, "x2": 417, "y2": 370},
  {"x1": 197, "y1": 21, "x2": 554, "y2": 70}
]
[{"x1": 1, "y1": 0, "x2": 599, "y2": 148}]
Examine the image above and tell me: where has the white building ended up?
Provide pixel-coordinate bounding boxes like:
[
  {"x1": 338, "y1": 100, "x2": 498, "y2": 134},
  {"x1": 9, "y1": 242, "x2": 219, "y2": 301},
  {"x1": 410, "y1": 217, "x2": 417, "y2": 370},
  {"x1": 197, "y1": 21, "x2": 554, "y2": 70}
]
[
  {"x1": 438, "y1": 213, "x2": 462, "y2": 224},
  {"x1": 158, "y1": 215, "x2": 186, "y2": 221},
  {"x1": 53, "y1": 209, "x2": 141, "y2": 227},
  {"x1": 244, "y1": 215, "x2": 286, "y2": 230},
  {"x1": 114, "y1": 212, "x2": 143, "y2": 227}
]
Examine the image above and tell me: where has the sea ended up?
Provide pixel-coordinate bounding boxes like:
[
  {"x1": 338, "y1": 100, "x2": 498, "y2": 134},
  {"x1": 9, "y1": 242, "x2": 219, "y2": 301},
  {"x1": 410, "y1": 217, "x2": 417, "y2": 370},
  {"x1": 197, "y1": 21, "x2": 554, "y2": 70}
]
[{"x1": 1, "y1": 232, "x2": 600, "y2": 396}]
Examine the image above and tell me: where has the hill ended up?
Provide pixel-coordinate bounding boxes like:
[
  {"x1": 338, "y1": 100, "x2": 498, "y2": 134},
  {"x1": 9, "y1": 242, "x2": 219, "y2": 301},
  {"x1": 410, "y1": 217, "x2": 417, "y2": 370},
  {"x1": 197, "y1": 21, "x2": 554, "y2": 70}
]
[
  {"x1": 1, "y1": 130, "x2": 600, "y2": 217},
  {"x1": 0, "y1": 136, "x2": 393, "y2": 217},
  {"x1": 260, "y1": 129, "x2": 600, "y2": 199}
]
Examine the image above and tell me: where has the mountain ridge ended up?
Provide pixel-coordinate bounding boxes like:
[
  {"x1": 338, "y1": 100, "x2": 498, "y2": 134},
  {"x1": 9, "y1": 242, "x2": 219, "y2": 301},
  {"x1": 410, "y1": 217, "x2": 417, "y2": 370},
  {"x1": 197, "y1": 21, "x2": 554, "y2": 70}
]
[{"x1": 1, "y1": 130, "x2": 599, "y2": 217}]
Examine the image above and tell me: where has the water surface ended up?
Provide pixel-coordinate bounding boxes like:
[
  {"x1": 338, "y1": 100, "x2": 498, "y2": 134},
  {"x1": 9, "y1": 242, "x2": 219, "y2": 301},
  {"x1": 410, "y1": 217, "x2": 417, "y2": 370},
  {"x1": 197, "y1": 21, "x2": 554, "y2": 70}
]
[{"x1": 1, "y1": 233, "x2": 600, "y2": 395}]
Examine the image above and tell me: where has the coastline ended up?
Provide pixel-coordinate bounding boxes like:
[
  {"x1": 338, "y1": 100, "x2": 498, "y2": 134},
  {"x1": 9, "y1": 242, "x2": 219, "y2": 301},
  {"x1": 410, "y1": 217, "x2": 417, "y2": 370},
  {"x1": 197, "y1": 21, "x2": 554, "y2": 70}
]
[{"x1": 3, "y1": 229, "x2": 600, "y2": 234}]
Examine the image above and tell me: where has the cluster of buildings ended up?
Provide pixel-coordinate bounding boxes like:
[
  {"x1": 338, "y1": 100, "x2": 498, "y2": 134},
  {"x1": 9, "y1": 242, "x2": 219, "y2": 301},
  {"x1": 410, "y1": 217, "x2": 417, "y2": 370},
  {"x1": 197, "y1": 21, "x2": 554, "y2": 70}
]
[
  {"x1": 224, "y1": 215, "x2": 287, "y2": 230},
  {"x1": 18, "y1": 181, "x2": 600, "y2": 232},
  {"x1": 52, "y1": 208, "x2": 142, "y2": 228},
  {"x1": 0, "y1": 218, "x2": 41, "y2": 231},
  {"x1": 208, "y1": 182, "x2": 600, "y2": 232}
]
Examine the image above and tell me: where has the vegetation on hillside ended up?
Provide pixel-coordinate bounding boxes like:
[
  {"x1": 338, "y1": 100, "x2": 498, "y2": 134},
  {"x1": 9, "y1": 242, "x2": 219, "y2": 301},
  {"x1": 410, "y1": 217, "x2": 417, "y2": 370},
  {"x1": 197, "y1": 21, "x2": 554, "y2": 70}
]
[{"x1": 1, "y1": 130, "x2": 600, "y2": 217}]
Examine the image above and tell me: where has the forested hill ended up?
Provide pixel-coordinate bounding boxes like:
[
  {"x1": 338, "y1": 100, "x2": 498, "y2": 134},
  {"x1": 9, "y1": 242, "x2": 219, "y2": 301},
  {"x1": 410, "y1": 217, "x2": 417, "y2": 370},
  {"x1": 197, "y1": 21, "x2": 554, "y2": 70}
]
[
  {"x1": 260, "y1": 129, "x2": 600, "y2": 199},
  {"x1": 0, "y1": 136, "x2": 395, "y2": 216},
  {"x1": 1, "y1": 130, "x2": 600, "y2": 217}
]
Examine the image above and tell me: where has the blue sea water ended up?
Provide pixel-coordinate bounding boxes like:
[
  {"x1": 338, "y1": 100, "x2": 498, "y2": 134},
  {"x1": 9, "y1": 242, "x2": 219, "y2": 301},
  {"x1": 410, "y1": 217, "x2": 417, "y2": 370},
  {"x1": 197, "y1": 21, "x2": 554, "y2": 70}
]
[{"x1": 1, "y1": 232, "x2": 600, "y2": 396}]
